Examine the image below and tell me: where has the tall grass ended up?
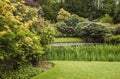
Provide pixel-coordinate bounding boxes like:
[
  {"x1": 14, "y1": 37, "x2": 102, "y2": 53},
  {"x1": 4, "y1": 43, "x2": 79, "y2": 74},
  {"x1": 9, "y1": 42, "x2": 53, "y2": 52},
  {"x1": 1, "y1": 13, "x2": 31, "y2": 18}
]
[{"x1": 44, "y1": 45, "x2": 120, "y2": 61}]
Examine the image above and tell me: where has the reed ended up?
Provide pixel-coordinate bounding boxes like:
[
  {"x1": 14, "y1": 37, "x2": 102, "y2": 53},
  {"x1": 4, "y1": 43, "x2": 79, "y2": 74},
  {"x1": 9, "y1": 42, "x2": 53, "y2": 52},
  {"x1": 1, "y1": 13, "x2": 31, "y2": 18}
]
[{"x1": 44, "y1": 45, "x2": 120, "y2": 61}]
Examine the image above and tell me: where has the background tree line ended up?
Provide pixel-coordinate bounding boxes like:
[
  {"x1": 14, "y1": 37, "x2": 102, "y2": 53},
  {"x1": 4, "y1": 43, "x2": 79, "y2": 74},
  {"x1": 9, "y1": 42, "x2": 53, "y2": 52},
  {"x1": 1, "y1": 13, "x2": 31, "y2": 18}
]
[{"x1": 34, "y1": 0, "x2": 120, "y2": 24}]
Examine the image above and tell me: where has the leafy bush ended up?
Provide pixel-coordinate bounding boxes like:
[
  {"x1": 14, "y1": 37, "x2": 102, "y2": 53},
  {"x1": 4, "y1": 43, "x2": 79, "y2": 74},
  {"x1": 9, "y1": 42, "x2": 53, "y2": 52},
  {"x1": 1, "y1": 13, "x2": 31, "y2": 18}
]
[
  {"x1": 77, "y1": 22, "x2": 111, "y2": 43},
  {"x1": 39, "y1": 23, "x2": 56, "y2": 59},
  {"x1": 65, "y1": 14, "x2": 86, "y2": 36},
  {"x1": 100, "y1": 14, "x2": 113, "y2": 23},
  {"x1": 65, "y1": 14, "x2": 82, "y2": 27},
  {"x1": 105, "y1": 35, "x2": 120, "y2": 44},
  {"x1": 56, "y1": 13, "x2": 88, "y2": 37},
  {"x1": 0, "y1": 64, "x2": 41, "y2": 79},
  {"x1": 56, "y1": 9, "x2": 90, "y2": 37},
  {"x1": 115, "y1": 25, "x2": 120, "y2": 35},
  {"x1": 57, "y1": 8, "x2": 71, "y2": 22},
  {"x1": 75, "y1": 22, "x2": 89, "y2": 37},
  {"x1": 40, "y1": 23, "x2": 56, "y2": 46},
  {"x1": 55, "y1": 22, "x2": 69, "y2": 37},
  {"x1": 0, "y1": 0, "x2": 54, "y2": 79},
  {"x1": 0, "y1": 0, "x2": 44, "y2": 69}
]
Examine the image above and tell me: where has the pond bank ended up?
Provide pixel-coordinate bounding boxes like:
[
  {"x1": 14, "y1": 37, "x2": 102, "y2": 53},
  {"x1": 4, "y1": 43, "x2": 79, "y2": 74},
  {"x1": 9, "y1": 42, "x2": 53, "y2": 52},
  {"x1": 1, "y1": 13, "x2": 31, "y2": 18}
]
[{"x1": 51, "y1": 42, "x2": 99, "y2": 46}]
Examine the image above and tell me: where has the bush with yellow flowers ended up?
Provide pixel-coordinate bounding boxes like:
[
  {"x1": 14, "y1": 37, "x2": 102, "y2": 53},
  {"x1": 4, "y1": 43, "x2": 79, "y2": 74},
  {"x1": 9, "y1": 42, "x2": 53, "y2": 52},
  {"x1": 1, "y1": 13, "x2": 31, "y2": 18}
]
[{"x1": 0, "y1": 0, "x2": 45, "y2": 69}]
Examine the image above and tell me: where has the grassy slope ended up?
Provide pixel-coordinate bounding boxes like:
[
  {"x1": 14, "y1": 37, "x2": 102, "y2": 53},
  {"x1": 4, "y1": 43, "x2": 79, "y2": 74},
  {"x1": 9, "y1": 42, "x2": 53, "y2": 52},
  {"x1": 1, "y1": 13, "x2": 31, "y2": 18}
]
[
  {"x1": 53, "y1": 38, "x2": 82, "y2": 43},
  {"x1": 32, "y1": 61, "x2": 120, "y2": 79}
]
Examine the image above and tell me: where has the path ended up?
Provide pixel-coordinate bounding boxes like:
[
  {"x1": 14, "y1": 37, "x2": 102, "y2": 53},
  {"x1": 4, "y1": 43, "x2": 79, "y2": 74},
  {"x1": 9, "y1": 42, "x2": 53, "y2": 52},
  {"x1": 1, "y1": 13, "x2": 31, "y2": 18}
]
[{"x1": 51, "y1": 42, "x2": 98, "y2": 46}]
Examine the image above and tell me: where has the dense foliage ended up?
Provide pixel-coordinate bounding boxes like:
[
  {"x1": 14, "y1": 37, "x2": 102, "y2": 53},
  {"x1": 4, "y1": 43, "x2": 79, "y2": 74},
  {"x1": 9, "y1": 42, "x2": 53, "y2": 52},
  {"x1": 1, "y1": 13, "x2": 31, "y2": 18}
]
[
  {"x1": 57, "y1": 8, "x2": 71, "y2": 22},
  {"x1": 35, "y1": 0, "x2": 120, "y2": 24},
  {"x1": 0, "y1": 0, "x2": 44, "y2": 68},
  {"x1": 115, "y1": 25, "x2": 120, "y2": 35},
  {"x1": 55, "y1": 9, "x2": 88, "y2": 37},
  {"x1": 0, "y1": 0, "x2": 55, "y2": 78},
  {"x1": 105, "y1": 35, "x2": 120, "y2": 44},
  {"x1": 0, "y1": 0, "x2": 120, "y2": 78},
  {"x1": 55, "y1": 9, "x2": 112, "y2": 43},
  {"x1": 77, "y1": 22, "x2": 111, "y2": 43},
  {"x1": 100, "y1": 14, "x2": 113, "y2": 23},
  {"x1": 0, "y1": 64, "x2": 41, "y2": 79}
]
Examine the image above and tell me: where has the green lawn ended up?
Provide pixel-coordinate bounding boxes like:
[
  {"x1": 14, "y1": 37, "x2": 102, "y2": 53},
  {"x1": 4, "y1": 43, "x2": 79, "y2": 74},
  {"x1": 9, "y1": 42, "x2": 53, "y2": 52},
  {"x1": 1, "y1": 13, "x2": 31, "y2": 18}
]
[
  {"x1": 32, "y1": 61, "x2": 120, "y2": 79},
  {"x1": 53, "y1": 38, "x2": 82, "y2": 43}
]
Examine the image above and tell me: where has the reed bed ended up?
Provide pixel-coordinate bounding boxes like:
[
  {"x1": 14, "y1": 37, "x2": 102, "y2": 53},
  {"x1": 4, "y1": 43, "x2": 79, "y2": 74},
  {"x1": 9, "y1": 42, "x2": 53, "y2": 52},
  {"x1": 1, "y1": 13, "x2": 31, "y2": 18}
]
[{"x1": 44, "y1": 45, "x2": 120, "y2": 61}]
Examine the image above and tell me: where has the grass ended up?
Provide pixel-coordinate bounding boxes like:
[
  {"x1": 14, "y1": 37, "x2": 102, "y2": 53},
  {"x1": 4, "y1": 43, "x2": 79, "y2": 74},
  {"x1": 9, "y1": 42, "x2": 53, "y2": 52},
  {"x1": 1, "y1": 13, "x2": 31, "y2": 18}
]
[
  {"x1": 44, "y1": 45, "x2": 120, "y2": 61},
  {"x1": 53, "y1": 38, "x2": 83, "y2": 43},
  {"x1": 32, "y1": 61, "x2": 120, "y2": 79}
]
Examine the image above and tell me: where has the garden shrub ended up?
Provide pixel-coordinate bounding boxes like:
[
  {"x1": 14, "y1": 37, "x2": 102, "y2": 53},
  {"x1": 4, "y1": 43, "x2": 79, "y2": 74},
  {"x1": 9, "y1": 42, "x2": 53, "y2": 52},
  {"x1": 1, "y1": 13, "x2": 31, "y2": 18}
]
[
  {"x1": 65, "y1": 14, "x2": 81, "y2": 27},
  {"x1": 0, "y1": 64, "x2": 42, "y2": 79},
  {"x1": 56, "y1": 9, "x2": 90, "y2": 37},
  {"x1": 115, "y1": 25, "x2": 120, "y2": 35},
  {"x1": 0, "y1": 0, "x2": 44, "y2": 69},
  {"x1": 57, "y1": 8, "x2": 71, "y2": 22},
  {"x1": 75, "y1": 22, "x2": 89, "y2": 37},
  {"x1": 0, "y1": 0, "x2": 54, "y2": 78},
  {"x1": 105, "y1": 35, "x2": 120, "y2": 44},
  {"x1": 77, "y1": 22, "x2": 111, "y2": 43},
  {"x1": 55, "y1": 22, "x2": 69, "y2": 36},
  {"x1": 38, "y1": 23, "x2": 56, "y2": 60},
  {"x1": 100, "y1": 14, "x2": 113, "y2": 23},
  {"x1": 65, "y1": 14, "x2": 85, "y2": 36},
  {"x1": 56, "y1": 13, "x2": 87, "y2": 37},
  {"x1": 40, "y1": 23, "x2": 56, "y2": 46}
]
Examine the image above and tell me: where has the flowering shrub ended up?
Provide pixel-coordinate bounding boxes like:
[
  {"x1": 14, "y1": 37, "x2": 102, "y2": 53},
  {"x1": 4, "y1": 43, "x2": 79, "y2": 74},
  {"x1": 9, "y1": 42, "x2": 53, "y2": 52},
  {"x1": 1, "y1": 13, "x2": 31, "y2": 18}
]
[{"x1": 0, "y1": 0, "x2": 44, "y2": 69}]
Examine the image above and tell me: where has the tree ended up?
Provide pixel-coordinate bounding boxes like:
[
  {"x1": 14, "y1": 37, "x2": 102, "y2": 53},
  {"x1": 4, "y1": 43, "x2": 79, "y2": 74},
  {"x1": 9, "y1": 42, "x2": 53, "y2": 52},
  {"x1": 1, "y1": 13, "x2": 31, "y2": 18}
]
[
  {"x1": 34, "y1": 0, "x2": 62, "y2": 21},
  {"x1": 101, "y1": 0, "x2": 116, "y2": 14},
  {"x1": 100, "y1": 0, "x2": 118, "y2": 23},
  {"x1": 114, "y1": 2, "x2": 120, "y2": 23},
  {"x1": 63, "y1": 0, "x2": 100, "y2": 20},
  {"x1": 34, "y1": 0, "x2": 120, "y2": 24}
]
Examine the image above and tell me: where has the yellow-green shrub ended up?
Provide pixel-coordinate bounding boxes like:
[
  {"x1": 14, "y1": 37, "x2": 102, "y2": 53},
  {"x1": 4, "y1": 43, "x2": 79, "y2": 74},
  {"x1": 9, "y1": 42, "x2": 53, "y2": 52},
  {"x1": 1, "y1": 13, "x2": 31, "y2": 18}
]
[{"x1": 0, "y1": 0, "x2": 43, "y2": 69}]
